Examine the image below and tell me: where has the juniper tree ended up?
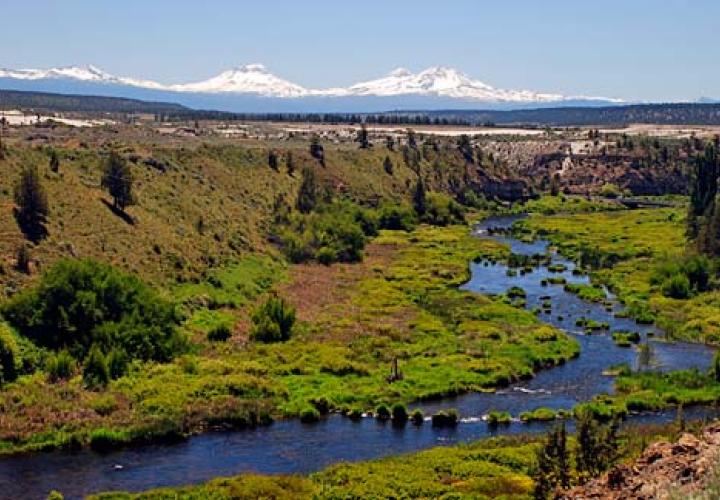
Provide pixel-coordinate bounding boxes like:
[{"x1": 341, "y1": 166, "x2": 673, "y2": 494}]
[
  {"x1": 413, "y1": 177, "x2": 427, "y2": 216},
  {"x1": 268, "y1": 150, "x2": 279, "y2": 171},
  {"x1": 296, "y1": 167, "x2": 318, "y2": 213},
  {"x1": 286, "y1": 151, "x2": 295, "y2": 176},
  {"x1": 102, "y1": 152, "x2": 134, "y2": 210},
  {"x1": 49, "y1": 149, "x2": 60, "y2": 173},
  {"x1": 383, "y1": 155, "x2": 394, "y2": 176},
  {"x1": 357, "y1": 124, "x2": 369, "y2": 149},
  {"x1": 688, "y1": 143, "x2": 718, "y2": 237},
  {"x1": 575, "y1": 411, "x2": 620, "y2": 483},
  {"x1": 14, "y1": 165, "x2": 49, "y2": 241},
  {"x1": 533, "y1": 422, "x2": 570, "y2": 499},
  {"x1": 309, "y1": 135, "x2": 325, "y2": 166},
  {"x1": 457, "y1": 134, "x2": 474, "y2": 164}
]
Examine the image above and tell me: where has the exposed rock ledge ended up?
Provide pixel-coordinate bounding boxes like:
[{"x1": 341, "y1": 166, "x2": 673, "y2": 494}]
[{"x1": 562, "y1": 422, "x2": 720, "y2": 499}]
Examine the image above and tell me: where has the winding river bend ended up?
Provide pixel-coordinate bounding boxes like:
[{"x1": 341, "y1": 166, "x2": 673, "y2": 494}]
[{"x1": 1, "y1": 215, "x2": 716, "y2": 499}]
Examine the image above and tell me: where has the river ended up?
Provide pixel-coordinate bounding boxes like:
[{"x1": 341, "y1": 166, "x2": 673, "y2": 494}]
[{"x1": 0, "y1": 215, "x2": 715, "y2": 499}]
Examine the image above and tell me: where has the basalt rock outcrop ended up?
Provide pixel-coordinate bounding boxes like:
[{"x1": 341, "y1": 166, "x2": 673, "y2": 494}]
[{"x1": 561, "y1": 422, "x2": 720, "y2": 499}]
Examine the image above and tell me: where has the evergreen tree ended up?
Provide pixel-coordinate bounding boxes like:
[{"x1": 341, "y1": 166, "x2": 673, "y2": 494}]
[
  {"x1": 406, "y1": 129, "x2": 417, "y2": 149},
  {"x1": 286, "y1": 151, "x2": 295, "y2": 176},
  {"x1": 268, "y1": 150, "x2": 279, "y2": 171},
  {"x1": 687, "y1": 143, "x2": 718, "y2": 243},
  {"x1": 550, "y1": 173, "x2": 561, "y2": 196},
  {"x1": 575, "y1": 411, "x2": 620, "y2": 483},
  {"x1": 0, "y1": 125, "x2": 6, "y2": 160},
  {"x1": 383, "y1": 155, "x2": 394, "y2": 176},
  {"x1": 357, "y1": 124, "x2": 370, "y2": 149},
  {"x1": 101, "y1": 152, "x2": 134, "y2": 210},
  {"x1": 49, "y1": 149, "x2": 60, "y2": 173},
  {"x1": 534, "y1": 422, "x2": 570, "y2": 499},
  {"x1": 413, "y1": 177, "x2": 427, "y2": 216},
  {"x1": 457, "y1": 134, "x2": 474, "y2": 163},
  {"x1": 15, "y1": 244, "x2": 32, "y2": 274},
  {"x1": 296, "y1": 167, "x2": 318, "y2": 213},
  {"x1": 14, "y1": 165, "x2": 49, "y2": 241},
  {"x1": 309, "y1": 135, "x2": 325, "y2": 166}
]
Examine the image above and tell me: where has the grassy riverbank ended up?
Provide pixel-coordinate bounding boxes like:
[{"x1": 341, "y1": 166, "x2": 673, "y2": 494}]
[
  {"x1": 87, "y1": 420, "x2": 695, "y2": 500},
  {"x1": 0, "y1": 223, "x2": 578, "y2": 455},
  {"x1": 513, "y1": 207, "x2": 720, "y2": 344}
]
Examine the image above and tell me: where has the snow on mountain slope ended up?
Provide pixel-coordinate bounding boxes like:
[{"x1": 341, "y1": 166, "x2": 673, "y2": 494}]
[
  {"x1": 337, "y1": 66, "x2": 569, "y2": 102},
  {"x1": 168, "y1": 64, "x2": 308, "y2": 97},
  {"x1": 0, "y1": 63, "x2": 623, "y2": 103}
]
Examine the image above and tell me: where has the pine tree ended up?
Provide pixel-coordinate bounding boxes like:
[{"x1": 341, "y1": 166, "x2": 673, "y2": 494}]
[
  {"x1": 310, "y1": 135, "x2": 325, "y2": 166},
  {"x1": 406, "y1": 129, "x2": 417, "y2": 149},
  {"x1": 357, "y1": 124, "x2": 369, "y2": 149},
  {"x1": 14, "y1": 165, "x2": 49, "y2": 241},
  {"x1": 383, "y1": 155, "x2": 394, "y2": 176},
  {"x1": 15, "y1": 244, "x2": 32, "y2": 273},
  {"x1": 268, "y1": 150, "x2": 279, "y2": 171},
  {"x1": 286, "y1": 151, "x2": 295, "y2": 176},
  {"x1": 49, "y1": 149, "x2": 60, "y2": 173},
  {"x1": 550, "y1": 173, "x2": 561, "y2": 196},
  {"x1": 533, "y1": 422, "x2": 571, "y2": 499},
  {"x1": 0, "y1": 124, "x2": 5, "y2": 160},
  {"x1": 575, "y1": 412, "x2": 620, "y2": 483},
  {"x1": 296, "y1": 167, "x2": 318, "y2": 213},
  {"x1": 688, "y1": 143, "x2": 718, "y2": 243},
  {"x1": 413, "y1": 177, "x2": 427, "y2": 216},
  {"x1": 457, "y1": 134, "x2": 474, "y2": 164},
  {"x1": 102, "y1": 152, "x2": 134, "y2": 210}
]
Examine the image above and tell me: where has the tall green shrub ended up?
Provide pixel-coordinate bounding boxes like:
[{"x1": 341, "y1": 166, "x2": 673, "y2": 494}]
[
  {"x1": 2, "y1": 259, "x2": 184, "y2": 361},
  {"x1": 250, "y1": 296, "x2": 296, "y2": 343}
]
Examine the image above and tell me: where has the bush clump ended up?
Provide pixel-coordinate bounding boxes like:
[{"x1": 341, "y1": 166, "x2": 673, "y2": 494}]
[
  {"x1": 83, "y1": 344, "x2": 110, "y2": 389},
  {"x1": 0, "y1": 323, "x2": 19, "y2": 386},
  {"x1": 45, "y1": 350, "x2": 76, "y2": 382},
  {"x1": 375, "y1": 404, "x2": 391, "y2": 421},
  {"x1": 2, "y1": 259, "x2": 185, "y2": 362},
  {"x1": 419, "y1": 193, "x2": 465, "y2": 226},
  {"x1": 207, "y1": 324, "x2": 232, "y2": 342},
  {"x1": 299, "y1": 406, "x2": 320, "y2": 423},
  {"x1": 276, "y1": 201, "x2": 371, "y2": 264},
  {"x1": 411, "y1": 409, "x2": 424, "y2": 425},
  {"x1": 431, "y1": 409, "x2": 458, "y2": 427},
  {"x1": 250, "y1": 296, "x2": 295, "y2": 343},
  {"x1": 377, "y1": 203, "x2": 417, "y2": 231},
  {"x1": 651, "y1": 255, "x2": 714, "y2": 299},
  {"x1": 487, "y1": 410, "x2": 512, "y2": 426},
  {"x1": 391, "y1": 403, "x2": 408, "y2": 424}
]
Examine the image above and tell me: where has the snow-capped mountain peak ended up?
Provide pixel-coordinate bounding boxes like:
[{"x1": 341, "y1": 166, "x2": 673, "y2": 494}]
[
  {"x1": 389, "y1": 67, "x2": 412, "y2": 78},
  {"x1": 169, "y1": 63, "x2": 308, "y2": 97},
  {"x1": 0, "y1": 64, "x2": 115, "y2": 82},
  {"x1": 0, "y1": 63, "x2": 624, "y2": 104}
]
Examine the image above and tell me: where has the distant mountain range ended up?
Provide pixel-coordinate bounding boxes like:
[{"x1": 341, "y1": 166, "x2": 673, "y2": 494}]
[{"x1": 0, "y1": 63, "x2": 626, "y2": 112}]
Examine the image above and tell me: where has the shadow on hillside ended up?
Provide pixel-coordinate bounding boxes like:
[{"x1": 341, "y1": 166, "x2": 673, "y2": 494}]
[
  {"x1": 13, "y1": 208, "x2": 48, "y2": 243},
  {"x1": 101, "y1": 198, "x2": 135, "y2": 226}
]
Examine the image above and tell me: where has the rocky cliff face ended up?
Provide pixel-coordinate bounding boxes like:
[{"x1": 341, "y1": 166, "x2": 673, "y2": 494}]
[
  {"x1": 562, "y1": 422, "x2": 720, "y2": 499},
  {"x1": 482, "y1": 139, "x2": 690, "y2": 197}
]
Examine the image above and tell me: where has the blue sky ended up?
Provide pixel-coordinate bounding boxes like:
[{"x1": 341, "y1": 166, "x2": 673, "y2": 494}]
[{"x1": 1, "y1": 0, "x2": 718, "y2": 101}]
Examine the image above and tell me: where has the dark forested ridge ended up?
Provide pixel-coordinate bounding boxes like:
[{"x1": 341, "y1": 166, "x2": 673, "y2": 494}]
[
  {"x1": 1, "y1": 87, "x2": 720, "y2": 125},
  {"x1": 168, "y1": 102, "x2": 720, "y2": 126},
  {"x1": 0, "y1": 89, "x2": 188, "y2": 113},
  {"x1": 415, "y1": 103, "x2": 720, "y2": 126}
]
